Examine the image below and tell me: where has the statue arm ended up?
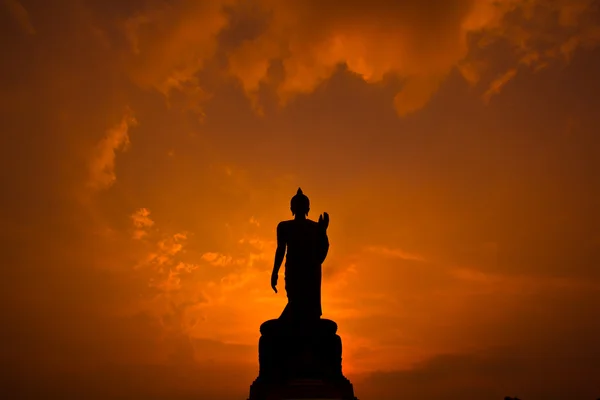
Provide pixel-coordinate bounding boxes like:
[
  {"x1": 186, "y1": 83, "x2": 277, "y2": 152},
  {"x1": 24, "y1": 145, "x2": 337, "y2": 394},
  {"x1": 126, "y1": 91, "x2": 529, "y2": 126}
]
[
  {"x1": 272, "y1": 222, "x2": 286, "y2": 276},
  {"x1": 317, "y1": 232, "x2": 329, "y2": 264},
  {"x1": 317, "y1": 215, "x2": 329, "y2": 264}
]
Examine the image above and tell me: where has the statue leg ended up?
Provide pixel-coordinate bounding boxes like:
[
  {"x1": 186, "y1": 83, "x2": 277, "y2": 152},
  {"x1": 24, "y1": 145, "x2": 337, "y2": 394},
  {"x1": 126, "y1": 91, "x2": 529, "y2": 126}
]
[{"x1": 279, "y1": 277, "x2": 295, "y2": 320}]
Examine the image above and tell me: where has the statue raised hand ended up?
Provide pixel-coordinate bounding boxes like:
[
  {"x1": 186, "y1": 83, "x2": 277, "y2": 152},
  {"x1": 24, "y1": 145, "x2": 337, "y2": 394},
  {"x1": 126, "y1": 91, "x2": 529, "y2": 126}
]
[{"x1": 318, "y1": 212, "x2": 329, "y2": 231}]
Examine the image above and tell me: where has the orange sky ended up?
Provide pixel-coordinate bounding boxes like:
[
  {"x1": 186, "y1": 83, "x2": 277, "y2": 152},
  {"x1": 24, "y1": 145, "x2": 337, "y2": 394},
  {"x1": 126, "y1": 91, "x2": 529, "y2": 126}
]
[{"x1": 2, "y1": 1, "x2": 600, "y2": 399}]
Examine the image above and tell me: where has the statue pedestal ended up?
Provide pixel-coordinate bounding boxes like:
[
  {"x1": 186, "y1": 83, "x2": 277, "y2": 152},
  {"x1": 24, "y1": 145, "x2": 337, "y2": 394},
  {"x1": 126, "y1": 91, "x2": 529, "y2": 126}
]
[{"x1": 247, "y1": 319, "x2": 358, "y2": 400}]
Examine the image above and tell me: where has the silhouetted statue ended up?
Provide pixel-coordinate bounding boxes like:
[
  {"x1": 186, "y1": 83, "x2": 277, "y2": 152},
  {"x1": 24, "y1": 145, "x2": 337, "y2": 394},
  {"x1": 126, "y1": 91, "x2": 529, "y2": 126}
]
[
  {"x1": 247, "y1": 187, "x2": 357, "y2": 399},
  {"x1": 271, "y1": 188, "x2": 329, "y2": 321}
]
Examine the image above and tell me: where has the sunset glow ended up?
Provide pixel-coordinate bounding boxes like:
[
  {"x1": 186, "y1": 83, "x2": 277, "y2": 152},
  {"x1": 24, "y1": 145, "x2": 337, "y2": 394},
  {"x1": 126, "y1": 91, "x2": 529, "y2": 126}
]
[{"x1": 2, "y1": 1, "x2": 600, "y2": 399}]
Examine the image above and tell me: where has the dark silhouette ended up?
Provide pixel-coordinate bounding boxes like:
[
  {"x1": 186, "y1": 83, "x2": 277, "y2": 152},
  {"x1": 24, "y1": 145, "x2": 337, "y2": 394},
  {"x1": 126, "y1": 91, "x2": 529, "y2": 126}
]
[
  {"x1": 247, "y1": 188, "x2": 358, "y2": 400},
  {"x1": 271, "y1": 188, "x2": 329, "y2": 321}
]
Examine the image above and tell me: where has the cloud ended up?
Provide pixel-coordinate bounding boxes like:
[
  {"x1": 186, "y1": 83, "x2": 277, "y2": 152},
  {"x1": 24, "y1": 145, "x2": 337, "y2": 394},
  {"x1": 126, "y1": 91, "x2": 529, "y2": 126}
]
[
  {"x1": 474, "y1": 0, "x2": 600, "y2": 100},
  {"x1": 149, "y1": 264, "x2": 198, "y2": 293},
  {"x1": 137, "y1": 230, "x2": 193, "y2": 290},
  {"x1": 2, "y1": 0, "x2": 35, "y2": 35},
  {"x1": 65, "y1": 0, "x2": 598, "y2": 119},
  {"x1": 227, "y1": 0, "x2": 478, "y2": 114},
  {"x1": 225, "y1": 0, "x2": 600, "y2": 115},
  {"x1": 483, "y1": 68, "x2": 518, "y2": 103},
  {"x1": 154, "y1": 233, "x2": 188, "y2": 264},
  {"x1": 449, "y1": 266, "x2": 503, "y2": 284},
  {"x1": 121, "y1": 0, "x2": 233, "y2": 113},
  {"x1": 131, "y1": 207, "x2": 155, "y2": 239},
  {"x1": 201, "y1": 252, "x2": 240, "y2": 267},
  {"x1": 450, "y1": 267, "x2": 600, "y2": 295},
  {"x1": 127, "y1": 214, "x2": 210, "y2": 327},
  {"x1": 365, "y1": 245, "x2": 427, "y2": 262},
  {"x1": 88, "y1": 111, "x2": 137, "y2": 191}
]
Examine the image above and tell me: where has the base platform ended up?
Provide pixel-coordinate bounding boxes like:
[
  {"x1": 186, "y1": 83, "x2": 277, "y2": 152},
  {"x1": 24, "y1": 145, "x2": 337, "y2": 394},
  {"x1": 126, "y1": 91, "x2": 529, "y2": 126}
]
[{"x1": 247, "y1": 319, "x2": 358, "y2": 400}]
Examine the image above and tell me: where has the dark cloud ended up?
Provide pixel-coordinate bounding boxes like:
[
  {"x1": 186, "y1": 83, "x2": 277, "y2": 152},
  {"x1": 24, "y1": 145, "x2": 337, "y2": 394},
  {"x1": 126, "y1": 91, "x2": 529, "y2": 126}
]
[{"x1": 358, "y1": 348, "x2": 600, "y2": 400}]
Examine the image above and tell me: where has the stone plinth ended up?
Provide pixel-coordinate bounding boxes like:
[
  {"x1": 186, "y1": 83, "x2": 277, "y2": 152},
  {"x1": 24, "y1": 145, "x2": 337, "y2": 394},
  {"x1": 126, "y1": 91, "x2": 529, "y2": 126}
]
[{"x1": 247, "y1": 319, "x2": 358, "y2": 400}]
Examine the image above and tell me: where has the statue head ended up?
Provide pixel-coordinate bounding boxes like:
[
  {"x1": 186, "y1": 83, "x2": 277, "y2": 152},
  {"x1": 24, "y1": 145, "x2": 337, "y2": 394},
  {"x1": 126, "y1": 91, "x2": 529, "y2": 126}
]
[{"x1": 290, "y1": 187, "x2": 310, "y2": 216}]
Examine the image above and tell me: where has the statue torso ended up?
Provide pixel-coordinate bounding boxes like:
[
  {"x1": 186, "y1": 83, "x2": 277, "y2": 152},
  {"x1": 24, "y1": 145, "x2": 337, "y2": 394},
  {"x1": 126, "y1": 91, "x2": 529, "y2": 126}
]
[{"x1": 280, "y1": 219, "x2": 321, "y2": 270}]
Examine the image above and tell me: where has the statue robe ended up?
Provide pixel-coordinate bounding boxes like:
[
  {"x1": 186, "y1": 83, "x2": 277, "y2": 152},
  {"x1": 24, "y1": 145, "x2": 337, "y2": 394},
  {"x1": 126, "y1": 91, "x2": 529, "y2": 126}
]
[{"x1": 277, "y1": 218, "x2": 329, "y2": 321}]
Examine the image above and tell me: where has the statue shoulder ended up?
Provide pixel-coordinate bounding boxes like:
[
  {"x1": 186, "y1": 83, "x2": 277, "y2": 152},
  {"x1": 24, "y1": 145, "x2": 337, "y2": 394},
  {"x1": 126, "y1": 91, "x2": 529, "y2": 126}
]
[{"x1": 277, "y1": 220, "x2": 293, "y2": 231}]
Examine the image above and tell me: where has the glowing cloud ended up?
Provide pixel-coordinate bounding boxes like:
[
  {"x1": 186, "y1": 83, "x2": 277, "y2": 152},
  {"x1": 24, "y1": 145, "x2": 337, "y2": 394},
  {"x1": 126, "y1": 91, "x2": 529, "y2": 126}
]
[
  {"x1": 88, "y1": 112, "x2": 137, "y2": 191},
  {"x1": 131, "y1": 208, "x2": 155, "y2": 239}
]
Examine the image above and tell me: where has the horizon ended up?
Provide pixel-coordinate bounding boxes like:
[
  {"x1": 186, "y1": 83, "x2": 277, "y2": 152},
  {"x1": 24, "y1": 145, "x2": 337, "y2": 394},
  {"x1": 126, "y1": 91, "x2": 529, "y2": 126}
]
[{"x1": 2, "y1": 1, "x2": 600, "y2": 399}]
